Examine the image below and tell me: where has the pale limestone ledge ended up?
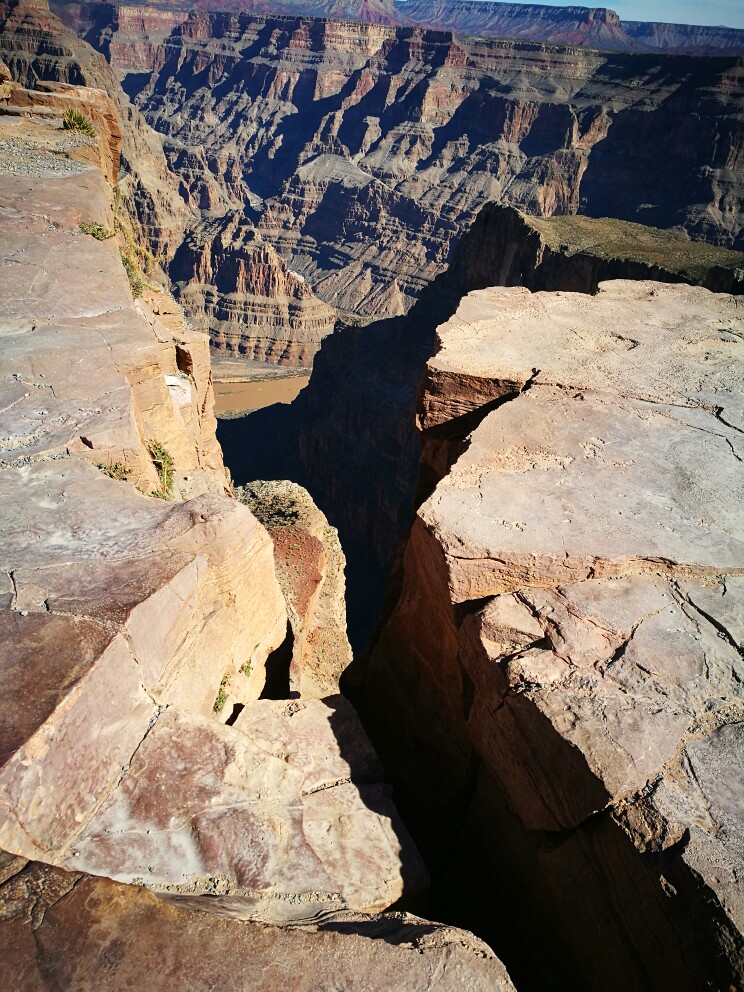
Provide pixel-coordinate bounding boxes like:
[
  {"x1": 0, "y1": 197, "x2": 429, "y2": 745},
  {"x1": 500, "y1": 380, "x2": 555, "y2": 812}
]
[
  {"x1": 420, "y1": 279, "x2": 744, "y2": 601},
  {"x1": 421, "y1": 280, "x2": 744, "y2": 431},
  {"x1": 0, "y1": 111, "x2": 426, "y2": 925}
]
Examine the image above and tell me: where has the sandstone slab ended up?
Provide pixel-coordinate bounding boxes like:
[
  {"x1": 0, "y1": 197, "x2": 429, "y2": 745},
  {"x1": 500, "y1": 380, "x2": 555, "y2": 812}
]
[
  {"x1": 0, "y1": 858, "x2": 515, "y2": 991},
  {"x1": 237, "y1": 479, "x2": 353, "y2": 698},
  {"x1": 368, "y1": 279, "x2": 744, "y2": 989},
  {"x1": 60, "y1": 697, "x2": 425, "y2": 921}
]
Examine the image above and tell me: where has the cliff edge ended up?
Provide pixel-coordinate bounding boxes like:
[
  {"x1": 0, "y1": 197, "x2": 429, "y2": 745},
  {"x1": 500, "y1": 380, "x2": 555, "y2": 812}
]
[
  {"x1": 0, "y1": 64, "x2": 515, "y2": 990},
  {"x1": 367, "y1": 278, "x2": 744, "y2": 991}
]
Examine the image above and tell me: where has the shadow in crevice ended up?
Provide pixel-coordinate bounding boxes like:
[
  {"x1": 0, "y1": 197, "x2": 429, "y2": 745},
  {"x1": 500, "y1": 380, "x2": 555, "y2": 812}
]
[
  {"x1": 260, "y1": 621, "x2": 295, "y2": 700},
  {"x1": 320, "y1": 694, "x2": 429, "y2": 922},
  {"x1": 225, "y1": 702, "x2": 244, "y2": 726}
]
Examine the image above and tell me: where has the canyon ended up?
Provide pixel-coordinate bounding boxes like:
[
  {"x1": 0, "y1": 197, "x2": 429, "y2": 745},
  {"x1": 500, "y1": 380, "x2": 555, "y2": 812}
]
[
  {"x1": 0, "y1": 57, "x2": 515, "y2": 990},
  {"x1": 57, "y1": 0, "x2": 744, "y2": 57},
  {"x1": 400, "y1": 1, "x2": 744, "y2": 55},
  {"x1": 50, "y1": 0, "x2": 744, "y2": 368},
  {"x1": 1, "y1": 1, "x2": 743, "y2": 989}
]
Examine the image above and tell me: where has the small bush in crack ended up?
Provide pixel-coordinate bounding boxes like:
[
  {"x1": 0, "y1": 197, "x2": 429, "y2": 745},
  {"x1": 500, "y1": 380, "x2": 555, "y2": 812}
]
[
  {"x1": 80, "y1": 221, "x2": 115, "y2": 240},
  {"x1": 120, "y1": 249, "x2": 144, "y2": 298},
  {"x1": 213, "y1": 674, "x2": 231, "y2": 714},
  {"x1": 240, "y1": 659, "x2": 252, "y2": 677},
  {"x1": 147, "y1": 439, "x2": 174, "y2": 499},
  {"x1": 62, "y1": 107, "x2": 96, "y2": 138},
  {"x1": 96, "y1": 461, "x2": 132, "y2": 482}
]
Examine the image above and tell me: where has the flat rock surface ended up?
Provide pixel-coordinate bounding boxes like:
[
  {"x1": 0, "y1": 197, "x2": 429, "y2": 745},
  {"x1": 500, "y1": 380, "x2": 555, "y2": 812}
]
[
  {"x1": 425, "y1": 280, "x2": 744, "y2": 429},
  {"x1": 422, "y1": 281, "x2": 744, "y2": 601},
  {"x1": 0, "y1": 859, "x2": 515, "y2": 991},
  {"x1": 61, "y1": 697, "x2": 426, "y2": 921}
]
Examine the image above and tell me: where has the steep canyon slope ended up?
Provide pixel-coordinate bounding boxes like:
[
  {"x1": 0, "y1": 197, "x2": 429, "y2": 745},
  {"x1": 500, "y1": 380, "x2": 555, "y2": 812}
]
[
  {"x1": 0, "y1": 60, "x2": 516, "y2": 992},
  {"x1": 56, "y1": 0, "x2": 744, "y2": 57},
  {"x1": 56, "y1": 3, "x2": 744, "y2": 339},
  {"x1": 366, "y1": 279, "x2": 744, "y2": 992}
]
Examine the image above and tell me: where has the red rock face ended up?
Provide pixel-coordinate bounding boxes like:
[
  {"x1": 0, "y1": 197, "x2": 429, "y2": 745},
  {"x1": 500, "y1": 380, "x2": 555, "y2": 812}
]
[
  {"x1": 56, "y1": 5, "x2": 744, "y2": 331},
  {"x1": 0, "y1": 860, "x2": 515, "y2": 991},
  {"x1": 365, "y1": 280, "x2": 744, "y2": 992}
]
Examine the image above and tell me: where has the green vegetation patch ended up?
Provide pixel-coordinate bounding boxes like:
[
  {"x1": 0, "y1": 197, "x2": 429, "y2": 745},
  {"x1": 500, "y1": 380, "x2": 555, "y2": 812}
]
[
  {"x1": 236, "y1": 480, "x2": 304, "y2": 530},
  {"x1": 95, "y1": 461, "x2": 132, "y2": 482},
  {"x1": 62, "y1": 107, "x2": 96, "y2": 138},
  {"x1": 80, "y1": 221, "x2": 115, "y2": 241},
  {"x1": 120, "y1": 249, "x2": 144, "y2": 298},
  {"x1": 146, "y1": 439, "x2": 174, "y2": 500},
  {"x1": 528, "y1": 213, "x2": 744, "y2": 281},
  {"x1": 213, "y1": 673, "x2": 231, "y2": 714}
]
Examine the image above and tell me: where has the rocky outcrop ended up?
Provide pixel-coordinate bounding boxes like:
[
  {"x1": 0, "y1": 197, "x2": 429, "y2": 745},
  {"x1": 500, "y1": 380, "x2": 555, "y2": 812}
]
[
  {"x1": 2, "y1": 0, "x2": 343, "y2": 364},
  {"x1": 401, "y1": 1, "x2": 744, "y2": 55},
  {"x1": 5, "y1": 77, "x2": 121, "y2": 180},
  {"x1": 0, "y1": 857, "x2": 515, "y2": 991},
  {"x1": 219, "y1": 205, "x2": 744, "y2": 650},
  {"x1": 172, "y1": 217, "x2": 337, "y2": 366},
  {"x1": 446, "y1": 204, "x2": 744, "y2": 297},
  {"x1": 366, "y1": 279, "x2": 744, "y2": 991},
  {"x1": 55, "y1": 0, "x2": 191, "y2": 77},
  {"x1": 0, "y1": 72, "x2": 516, "y2": 987},
  {"x1": 52, "y1": 4, "x2": 744, "y2": 333},
  {"x1": 0, "y1": 0, "x2": 194, "y2": 268},
  {"x1": 237, "y1": 480, "x2": 353, "y2": 698}
]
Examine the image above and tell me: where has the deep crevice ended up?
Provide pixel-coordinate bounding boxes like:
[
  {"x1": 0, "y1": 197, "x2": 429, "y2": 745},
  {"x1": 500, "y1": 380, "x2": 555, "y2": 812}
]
[
  {"x1": 259, "y1": 621, "x2": 294, "y2": 700},
  {"x1": 225, "y1": 703, "x2": 244, "y2": 726}
]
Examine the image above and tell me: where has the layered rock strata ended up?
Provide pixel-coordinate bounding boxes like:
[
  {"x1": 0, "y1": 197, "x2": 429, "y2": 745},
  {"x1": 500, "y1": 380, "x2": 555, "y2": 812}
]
[
  {"x1": 56, "y1": 0, "x2": 744, "y2": 57},
  {"x1": 54, "y1": 3, "x2": 744, "y2": 332},
  {"x1": 1, "y1": 0, "x2": 325, "y2": 363},
  {"x1": 171, "y1": 217, "x2": 336, "y2": 366},
  {"x1": 0, "y1": 0, "x2": 194, "y2": 269},
  {"x1": 366, "y1": 280, "x2": 744, "y2": 991},
  {"x1": 237, "y1": 480, "x2": 353, "y2": 699},
  {"x1": 401, "y1": 1, "x2": 744, "y2": 55},
  {"x1": 219, "y1": 205, "x2": 744, "y2": 649}
]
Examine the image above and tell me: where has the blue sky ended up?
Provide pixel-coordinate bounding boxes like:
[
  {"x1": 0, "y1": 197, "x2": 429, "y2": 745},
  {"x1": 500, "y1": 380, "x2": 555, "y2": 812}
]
[{"x1": 515, "y1": 1, "x2": 744, "y2": 28}]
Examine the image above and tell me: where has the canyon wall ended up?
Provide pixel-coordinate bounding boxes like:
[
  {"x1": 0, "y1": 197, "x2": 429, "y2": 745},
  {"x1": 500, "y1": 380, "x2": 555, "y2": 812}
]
[
  {"x1": 0, "y1": 60, "x2": 515, "y2": 991},
  {"x1": 171, "y1": 217, "x2": 336, "y2": 365},
  {"x1": 1, "y1": 0, "x2": 337, "y2": 367},
  {"x1": 220, "y1": 204, "x2": 744, "y2": 647},
  {"x1": 366, "y1": 279, "x2": 744, "y2": 991},
  {"x1": 400, "y1": 1, "x2": 744, "y2": 55},
  {"x1": 54, "y1": 3, "x2": 744, "y2": 330},
  {"x1": 56, "y1": 0, "x2": 744, "y2": 57}
]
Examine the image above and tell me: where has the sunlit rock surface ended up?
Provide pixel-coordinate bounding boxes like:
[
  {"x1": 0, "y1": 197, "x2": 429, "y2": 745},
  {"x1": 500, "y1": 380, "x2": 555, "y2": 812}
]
[
  {"x1": 368, "y1": 280, "x2": 744, "y2": 991},
  {"x1": 0, "y1": 856, "x2": 515, "y2": 992},
  {"x1": 0, "y1": 98, "x2": 433, "y2": 933}
]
